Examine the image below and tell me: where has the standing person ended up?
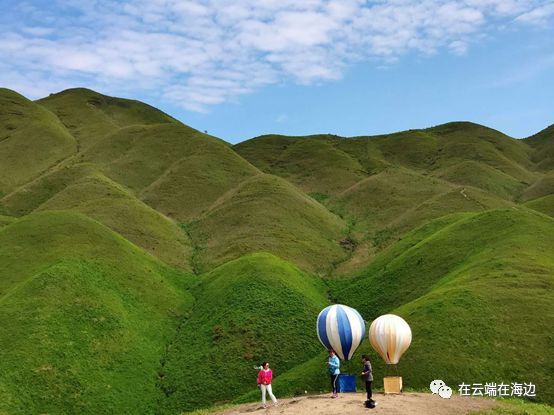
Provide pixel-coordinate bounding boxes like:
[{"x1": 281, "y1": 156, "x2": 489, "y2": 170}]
[
  {"x1": 361, "y1": 354, "x2": 377, "y2": 407},
  {"x1": 257, "y1": 362, "x2": 278, "y2": 408},
  {"x1": 327, "y1": 349, "x2": 340, "y2": 398}
]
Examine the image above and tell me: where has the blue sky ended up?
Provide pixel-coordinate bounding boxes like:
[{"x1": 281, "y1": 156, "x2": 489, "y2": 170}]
[{"x1": 1, "y1": 1, "x2": 553, "y2": 143}]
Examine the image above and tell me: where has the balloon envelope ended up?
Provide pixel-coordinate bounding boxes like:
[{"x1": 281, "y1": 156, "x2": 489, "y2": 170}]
[
  {"x1": 369, "y1": 314, "x2": 412, "y2": 364},
  {"x1": 317, "y1": 304, "x2": 366, "y2": 360}
]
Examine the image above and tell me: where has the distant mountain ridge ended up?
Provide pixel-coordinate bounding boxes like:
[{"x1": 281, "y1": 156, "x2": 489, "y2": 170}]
[{"x1": 0, "y1": 87, "x2": 552, "y2": 414}]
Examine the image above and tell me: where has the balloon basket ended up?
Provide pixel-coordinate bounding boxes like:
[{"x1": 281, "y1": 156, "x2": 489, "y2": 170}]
[{"x1": 383, "y1": 376, "x2": 403, "y2": 394}]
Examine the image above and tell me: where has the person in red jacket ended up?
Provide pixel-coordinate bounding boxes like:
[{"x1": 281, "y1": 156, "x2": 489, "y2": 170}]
[{"x1": 257, "y1": 362, "x2": 278, "y2": 408}]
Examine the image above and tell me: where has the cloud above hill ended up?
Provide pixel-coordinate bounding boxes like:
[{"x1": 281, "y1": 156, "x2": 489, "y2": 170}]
[{"x1": 1, "y1": 0, "x2": 552, "y2": 111}]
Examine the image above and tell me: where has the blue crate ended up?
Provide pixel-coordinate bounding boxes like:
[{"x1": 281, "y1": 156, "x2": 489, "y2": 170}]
[{"x1": 338, "y1": 374, "x2": 357, "y2": 393}]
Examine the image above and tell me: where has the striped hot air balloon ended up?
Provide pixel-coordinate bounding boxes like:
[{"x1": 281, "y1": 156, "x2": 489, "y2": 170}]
[
  {"x1": 369, "y1": 314, "x2": 412, "y2": 364},
  {"x1": 316, "y1": 304, "x2": 366, "y2": 361}
]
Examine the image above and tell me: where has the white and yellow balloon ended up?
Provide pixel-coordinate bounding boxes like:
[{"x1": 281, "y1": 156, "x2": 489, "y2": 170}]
[{"x1": 369, "y1": 314, "x2": 412, "y2": 364}]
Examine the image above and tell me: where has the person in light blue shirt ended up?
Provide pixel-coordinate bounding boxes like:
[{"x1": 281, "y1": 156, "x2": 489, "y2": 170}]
[{"x1": 326, "y1": 349, "x2": 340, "y2": 398}]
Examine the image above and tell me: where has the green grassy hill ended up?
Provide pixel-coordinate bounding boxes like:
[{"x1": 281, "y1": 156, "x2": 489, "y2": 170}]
[
  {"x1": 234, "y1": 122, "x2": 537, "y2": 201},
  {"x1": 158, "y1": 253, "x2": 329, "y2": 413},
  {"x1": 1, "y1": 163, "x2": 99, "y2": 216},
  {"x1": 189, "y1": 174, "x2": 348, "y2": 274},
  {"x1": 235, "y1": 123, "x2": 546, "y2": 273},
  {"x1": 34, "y1": 173, "x2": 193, "y2": 270},
  {"x1": 241, "y1": 208, "x2": 553, "y2": 405},
  {"x1": 0, "y1": 211, "x2": 194, "y2": 414},
  {"x1": 0, "y1": 88, "x2": 552, "y2": 413},
  {"x1": 299, "y1": 166, "x2": 511, "y2": 274},
  {"x1": 521, "y1": 173, "x2": 554, "y2": 202},
  {"x1": 81, "y1": 123, "x2": 260, "y2": 222},
  {"x1": 436, "y1": 160, "x2": 527, "y2": 200},
  {"x1": 234, "y1": 134, "x2": 369, "y2": 195},
  {"x1": 0, "y1": 88, "x2": 76, "y2": 196},
  {"x1": 331, "y1": 208, "x2": 554, "y2": 403},
  {"x1": 0, "y1": 164, "x2": 193, "y2": 270},
  {"x1": 524, "y1": 194, "x2": 554, "y2": 217},
  {"x1": 37, "y1": 88, "x2": 177, "y2": 150},
  {"x1": 526, "y1": 124, "x2": 554, "y2": 170}
]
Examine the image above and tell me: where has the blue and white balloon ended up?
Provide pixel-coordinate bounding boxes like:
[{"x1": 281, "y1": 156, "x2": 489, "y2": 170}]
[{"x1": 316, "y1": 304, "x2": 366, "y2": 360}]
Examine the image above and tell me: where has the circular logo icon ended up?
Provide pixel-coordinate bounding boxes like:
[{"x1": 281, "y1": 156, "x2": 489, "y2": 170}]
[
  {"x1": 438, "y1": 385, "x2": 453, "y2": 399},
  {"x1": 430, "y1": 380, "x2": 446, "y2": 394}
]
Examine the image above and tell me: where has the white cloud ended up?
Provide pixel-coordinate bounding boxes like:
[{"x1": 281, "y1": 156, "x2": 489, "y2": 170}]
[
  {"x1": 0, "y1": 0, "x2": 552, "y2": 111},
  {"x1": 449, "y1": 40, "x2": 470, "y2": 55},
  {"x1": 516, "y1": 3, "x2": 554, "y2": 24}
]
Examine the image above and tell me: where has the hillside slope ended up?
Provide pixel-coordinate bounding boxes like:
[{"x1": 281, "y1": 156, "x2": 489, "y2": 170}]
[
  {"x1": 234, "y1": 123, "x2": 537, "y2": 201},
  {"x1": 35, "y1": 172, "x2": 193, "y2": 270},
  {"x1": 158, "y1": 253, "x2": 330, "y2": 413},
  {"x1": 235, "y1": 123, "x2": 547, "y2": 273},
  {"x1": 0, "y1": 88, "x2": 76, "y2": 195},
  {"x1": 332, "y1": 208, "x2": 554, "y2": 404},
  {"x1": 81, "y1": 122, "x2": 260, "y2": 222},
  {"x1": 1, "y1": 164, "x2": 193, "y2": 270},
  {"x1": 37, "y1": 88, "x2": 177, "y2": 150},
  {"x1": 189, "y1": 174, "x2": 348, "y2": 274},
  {"x1": 526, "y1": 124, "x2": 554, "y2": 170},
  {"x1": 0, "y1": 211, "x2": 194, "y2": 415},
  {"x1": 524, "y1": 194, "x2": 554, "y2": 217}
]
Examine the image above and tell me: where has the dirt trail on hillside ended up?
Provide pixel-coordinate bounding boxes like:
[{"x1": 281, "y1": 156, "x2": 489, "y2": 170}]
[{"x1": 214, "y1": 392, "x2": 498, "y2": 415}]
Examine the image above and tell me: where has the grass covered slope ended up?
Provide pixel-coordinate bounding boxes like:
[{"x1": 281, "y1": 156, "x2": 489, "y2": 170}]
[
  {"x1": 328, "y1": 168, "x2": 511, "y2": 274},
  {"x1": 436, "y1": 160, "x2": 527, "y2": 200},
  {"x1": 35, "y1": 173, "x2": 193, "y2": 271},
  {"x1": 236, "y1": 123, "x2": 542, "y2": 273},
  {"x1": 0, "y1": 215, "x2": 15, "y2": 227},
  {"x1": 158, "y1": 253, "x2": 329, "y2": 413},
  {"x1": 524, "y1": 194, "x2": 554, "y2": 217},
  {"x1": 526, "y1": 124, "x2": 554, "y2": 170},
  {"x1": 331, "y1": 168, "x2": 452, "y2": 230},
  {"x1": 37, "y1": 88, "x2": 176, "y2": 149},
  {"x1": 81, "y1": 123, "x2": 259, "y2": 221},
  {"x1": 331, "y1": 208, "x2": 554, "y2": 403},
  {"x1": 0, "y1": 88, "x2": 76, "y2": 195},
  {"x1": 1, "y1": 164, "x2": 193, "y2": 271},
  {"x1": 1, "y1": 163, "x2": 102, "y2": 216},
  {"x1": 190, "y1": 174, "x2": 348, "y2": 274},
  {"x1": 235, "y1": 122, "x2": 537, "y2": 202},
  {"x1": 0, "y1": 211, "x2": 194, "y2": 415},
  {"x1": 234, "y1": 134, "x2": 368, "y2": 195}
]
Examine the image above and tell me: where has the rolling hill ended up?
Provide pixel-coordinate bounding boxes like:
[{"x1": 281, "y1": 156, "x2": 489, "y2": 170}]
[
  {"x1": 0, "y1": 88, "x2": 76, "y2": 196},
  {"x1": 37, "y1": 88, "x2": 177, "y2": 150},
  {"x1": 158, "y1": 253, "x2": 329, "y2": 413},
  {"x1": 525, "y1": 194, "x2": 554, "y2": 217},
  {"x1": 0, "y1": 87, "x2": 552, "y2": 414},
  {"x1": 234, "y1": 122, "x2": 537, "y2": 201},
  {"x1": 526, "y1": 124, "x2": 554, "y2": 171},
  {"x1": 78, "y1": 121, "x2": 261, "y2": 222},
  {"x1": 235, "y1": 122, "x2": 546, "y2": 273},
  {"x1": 238, "y1": 208, "x2": 554, "y2": 404},
  {"x1": 188, "y1": 174, "x2": 348, "y2": 274},
  {"x1": 0, "y1": 164, "x2": 193, "y2": 271},
  {"x1": 0, "y1": 211, "x2": 194, "y2": 415}
]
